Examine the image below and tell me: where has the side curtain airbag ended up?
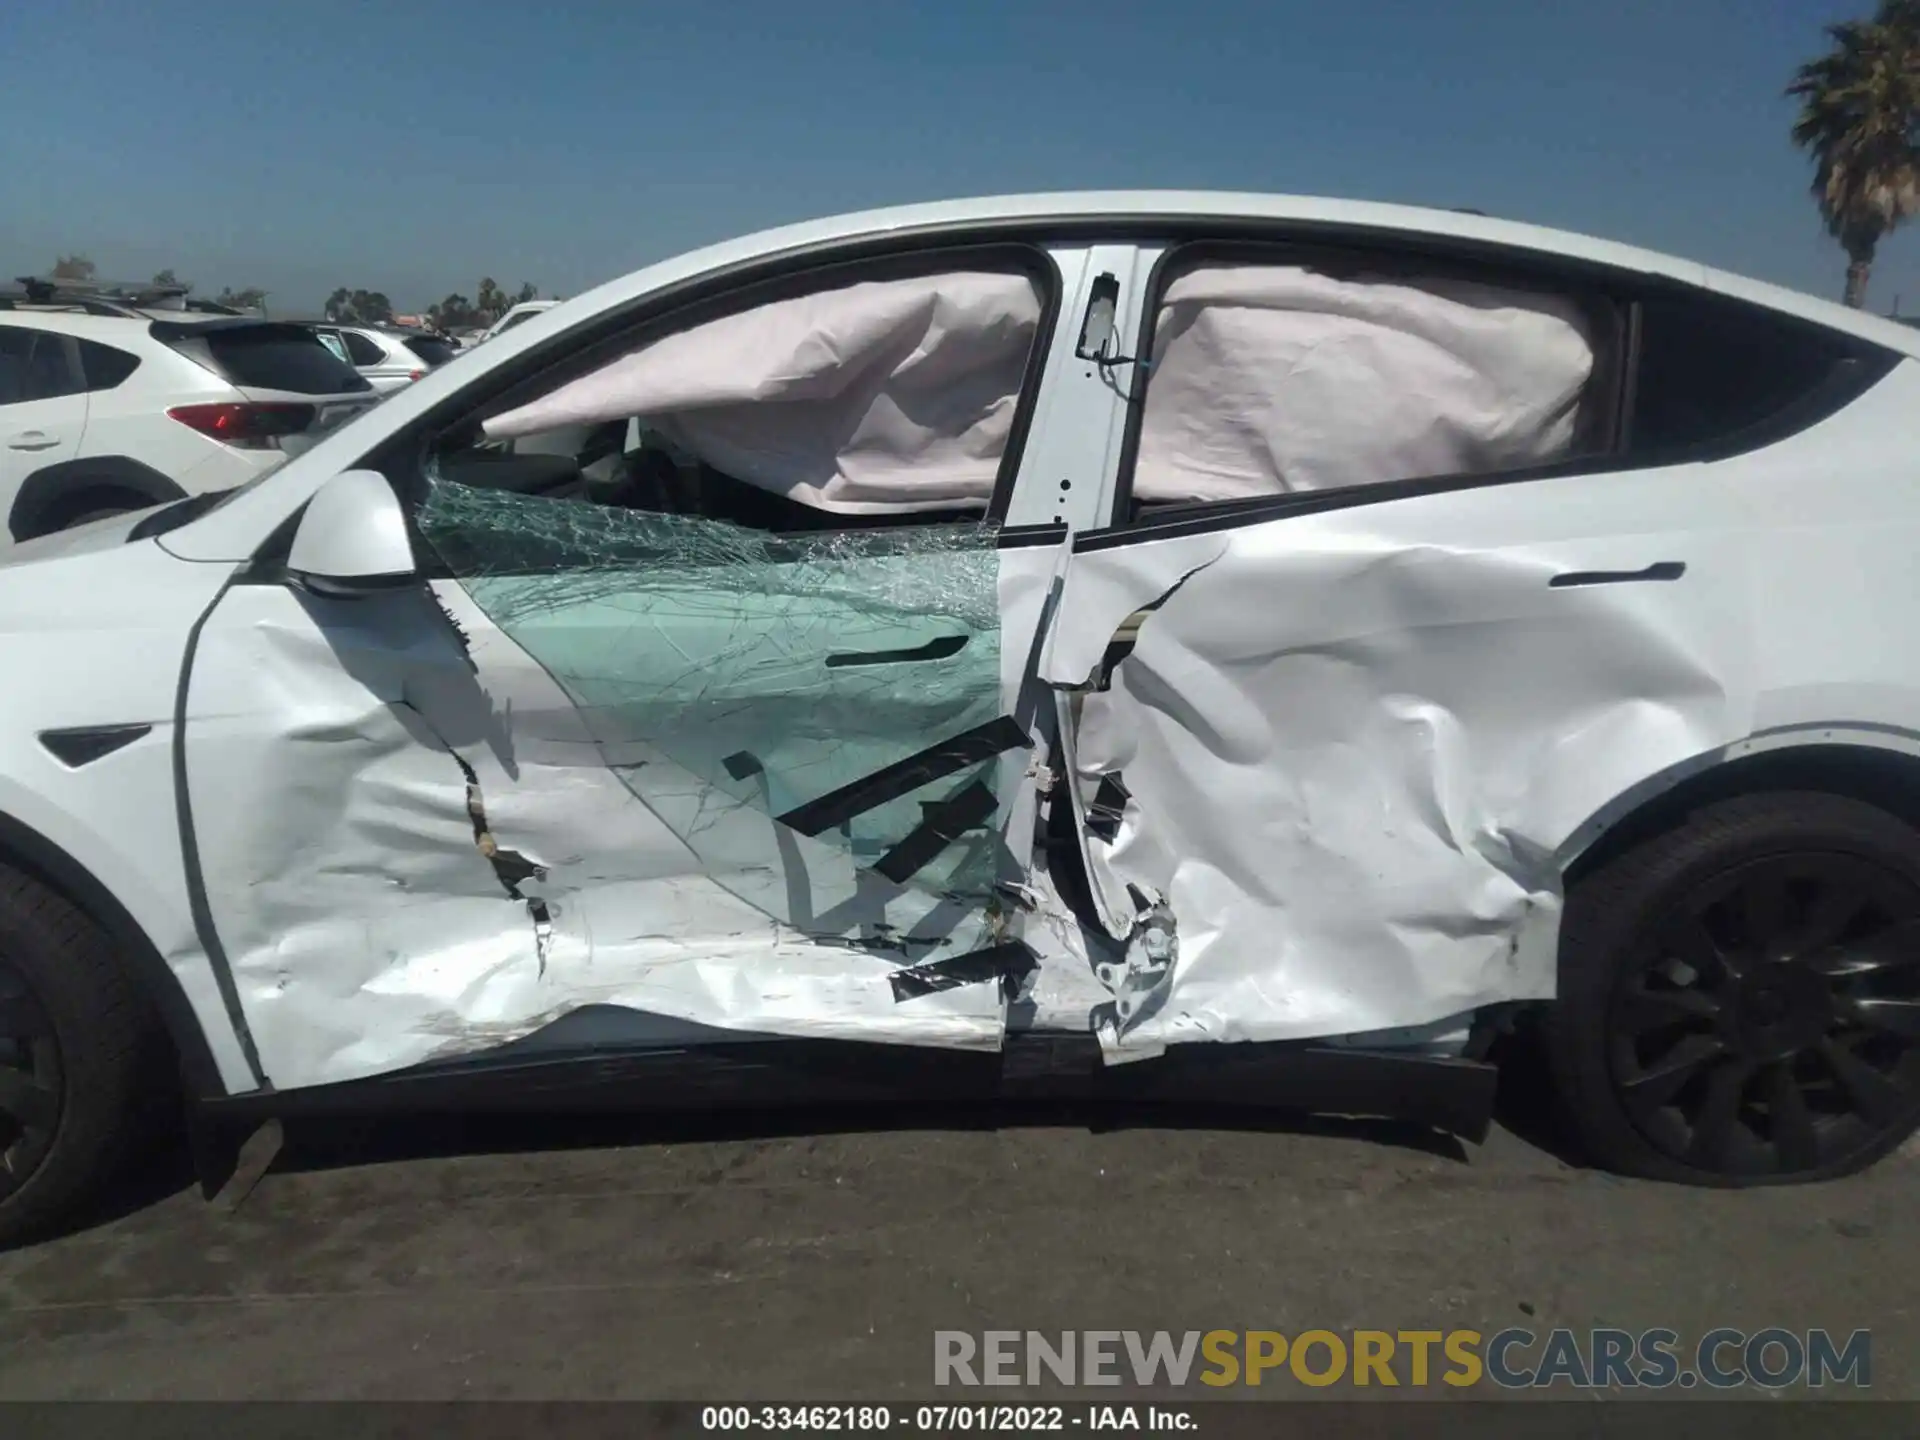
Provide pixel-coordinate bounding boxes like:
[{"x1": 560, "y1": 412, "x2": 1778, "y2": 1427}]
[
  {"x1": 1133, "y1": 265, "x2": 1596, "y2": 504},
  {"x1": 483, "y1": 271, "x2": 1044, "y2": 515}
]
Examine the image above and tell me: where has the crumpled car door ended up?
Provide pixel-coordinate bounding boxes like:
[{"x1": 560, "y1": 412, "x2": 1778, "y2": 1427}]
[
  {"x1": 411, "y1": 483, "x2": 1077, "y2": 1045},
  {"x1": 1039, "y1": 465, "x2": 1757, "y2": 1058},
  {"x1": 195, "y1": 469, "x2": 1104, "y2": 1094},
  {"x1": 176, "y1": 486, "x2": 1074, "y2": 1091}
]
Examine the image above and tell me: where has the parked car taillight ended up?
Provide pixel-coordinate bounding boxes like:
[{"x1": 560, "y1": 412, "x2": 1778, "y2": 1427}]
[{"x1": 167, "y1": 402, "x2": 316, "y2": 449}]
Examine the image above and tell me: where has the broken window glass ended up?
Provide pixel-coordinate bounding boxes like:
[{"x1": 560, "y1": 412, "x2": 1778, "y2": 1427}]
[{"x1": 416, "y1": 478, "x2": 1015, "y2": 901}]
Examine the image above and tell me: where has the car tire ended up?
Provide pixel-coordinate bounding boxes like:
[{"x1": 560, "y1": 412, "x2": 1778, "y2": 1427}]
[
  {"x1": 0, "y1": 864, "x2": 169, "y2": 1246},
  {"x1": 1548, "y1": 791, "x2": 1920, "y2": 1186}
]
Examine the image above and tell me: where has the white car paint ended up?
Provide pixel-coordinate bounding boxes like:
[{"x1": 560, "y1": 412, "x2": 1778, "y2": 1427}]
[
  {"x1": 0, "y1": 532, "x2": 255, "y2": 1087},
  {"x1": 2, "y1": 190, "x2": 1918, "y2": 1102},
  {"x1": 478, "y1": 300, "x2": 558, "y2": 344}
]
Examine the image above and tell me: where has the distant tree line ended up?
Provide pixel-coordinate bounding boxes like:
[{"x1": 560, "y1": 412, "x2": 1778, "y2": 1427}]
[
  {"x1": 323, "y1": 277, "x2": 545, "y2": 329},
  {"x1": 323, "y1": 287, "x2": 395, "y2": 325},
  {"x1": 425, "y1": 279, "x2": 544, "y2": 331},
  {"x1": 33, "y1": 254, "x2": 548, "y2": 329}
]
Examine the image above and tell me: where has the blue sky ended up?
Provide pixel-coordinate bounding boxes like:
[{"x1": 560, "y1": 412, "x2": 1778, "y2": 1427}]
[{"x1": 4, "y1": 0, "x2": 1917, "y2": 316}]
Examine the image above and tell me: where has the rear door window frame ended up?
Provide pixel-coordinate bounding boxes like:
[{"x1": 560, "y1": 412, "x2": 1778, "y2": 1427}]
[
  {"x1": 1088, "y1": 234, "x2": 1902, "y2": 547},
  {"x1": 1101, "y1": 237, "x2": 1634, "y2": 535}
]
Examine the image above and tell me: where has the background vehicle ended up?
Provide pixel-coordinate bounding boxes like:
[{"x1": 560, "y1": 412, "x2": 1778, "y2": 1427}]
[
  {"x1": 3, "y1": 192, "x2": 1920, "y2": 1245},
  {"x1": 478, "y1": 300, "x2": 557, "y2": 343},
  {"x1": 6, "y1": 277, "x2": 249, "y2": 318},
  {"x1": 306, "y1": 323, "x2": 455, "y2": 394},
  {"x1": 0, "y1": 305, "x2": 375, "y2": 544}
]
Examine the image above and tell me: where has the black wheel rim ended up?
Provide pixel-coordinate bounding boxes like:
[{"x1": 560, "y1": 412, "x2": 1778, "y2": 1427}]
[
  {"x1": 0, "y1": 955, "x2": 61, "y2": 1197},
  {"x1": 1609, "y1": 850, "x2": 1920, "y2": 1176}
]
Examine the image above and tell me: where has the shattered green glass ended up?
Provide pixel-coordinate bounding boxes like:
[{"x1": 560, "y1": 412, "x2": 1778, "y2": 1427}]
[{"x1": 416, "y1": 478, "x2": 1009, "y2": 899}]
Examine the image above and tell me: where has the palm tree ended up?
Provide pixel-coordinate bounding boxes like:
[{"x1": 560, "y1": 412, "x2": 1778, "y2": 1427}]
[{"x1": 1788, "y1": 0, "x2": 1920, "y2": 308}]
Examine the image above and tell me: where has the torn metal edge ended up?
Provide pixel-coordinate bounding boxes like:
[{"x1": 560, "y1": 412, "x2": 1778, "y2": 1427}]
[{"x1": 442, "y1": 742, "x2": 555, "y2": 974}]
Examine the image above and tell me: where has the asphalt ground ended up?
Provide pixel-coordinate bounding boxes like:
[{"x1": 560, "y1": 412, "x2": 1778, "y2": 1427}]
[{"x1": 0, "y1": 1045, "x2": 1911, "y2": 1403}]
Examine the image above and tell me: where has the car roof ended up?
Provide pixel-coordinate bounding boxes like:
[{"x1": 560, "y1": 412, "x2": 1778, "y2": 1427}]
[
  {"x1": 166, "y1": 189, "x2": 1920, "y2": 561},
  {"x1": 313, "y1": 322, "x2": 423, "y2": 340},
  {"x1": 0, "y1": 308, "x2": 171, "y2": 340},
  {"x1": 539, "y1": 189, "x2": 1920, "y2": 359}
]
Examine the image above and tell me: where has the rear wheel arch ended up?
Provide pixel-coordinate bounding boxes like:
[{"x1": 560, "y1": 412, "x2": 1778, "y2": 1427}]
[
  {"x1": 8, "y1": 457, "x2": 186, "y2": 542},
  {"x1": 1564, "y1": 738, "x2": 1920, "y2": 889},
  {"x1": 0, "y1": 809, "x2": 223, "y2": 1097},
  {"x1": 1543, "y1": 739, "x2": 1920, "y2": 1183}
]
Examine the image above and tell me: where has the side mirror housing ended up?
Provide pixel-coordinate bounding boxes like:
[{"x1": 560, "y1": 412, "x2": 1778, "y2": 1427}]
[{"x1": 285, "y1": 469, "x2": 418, "y2": 595}]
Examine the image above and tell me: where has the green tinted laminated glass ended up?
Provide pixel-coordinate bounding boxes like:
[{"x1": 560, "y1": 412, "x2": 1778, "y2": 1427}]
[{"x1": 416, "y1": 479, "x2": 1010, "y2": 898}]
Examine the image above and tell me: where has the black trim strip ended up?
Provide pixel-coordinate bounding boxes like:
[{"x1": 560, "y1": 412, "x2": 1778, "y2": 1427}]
[
  {"x1": 194, "y1": 1024, "x2": 1496, "y2": 1141},
  {"x1": 722, "y1": 751, "x2": 764, "y2": 781},
  {"x1": 825, "y1": 634, "x2": 968, "y2": 668},
  {"x1": 171, "y1": 579, "x2": 270, "y2": 1090},
  {"x1": 1616, "y1": 298, "x2": 1645, "y2": 452},
  {"x1": 873, "y1": 781, "x2": 999, "y2": 884},
  {"x1": 1086, "y1": 1042, "x2": 1498, "y2": 1143},
  {"x1": 995, "y1": 521, "x2": 1070, "y2": 549},
  {"x1": 1550, "y1": 561, "x2": 1686, "y2": 588},
  {"x1": 777, "y1": 716, "x2": 1030, "y2": 837},
  {"x1": 888, "y1": 942, "x2": 1039, "y2": 1003},
  {"x1": 37, "y1": 723, "x2": 152, "y2": 768},
  {"x1": 1084, "y1": 774, "x2": 1130, "y2": 842},
  {"x1": 1078, "y1": 456, "x2": 1648, "y2": 553}
]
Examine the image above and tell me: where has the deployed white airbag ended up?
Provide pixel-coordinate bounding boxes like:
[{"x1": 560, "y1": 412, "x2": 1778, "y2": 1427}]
[
  {"x1": 484, "y1": 271, "x2": 1043, "y2": 514},
  {"x1": 1132, "y1": 265, "x2": 1596, "y2": 504}
]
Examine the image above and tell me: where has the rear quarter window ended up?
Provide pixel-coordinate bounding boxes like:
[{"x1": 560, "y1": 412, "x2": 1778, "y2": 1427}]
[
  {"x1": 178, "y1": 324, "x2": 373, "y2": 395},
  {"x1": 77, "y1": 338, "x2": 140, "y2": 391},
  {"x1": 312, "y1": 329, "x2": 352, "y2": 364},
  {"x1": 341, "y1": 330, "x2": 387, "y2": 367},
  {"x1": 1624, "y1": 291, "x2": 1896, "y2": 460},
  {"x1": 404, "y1": 336, "x2": 458, "y2": 366}
]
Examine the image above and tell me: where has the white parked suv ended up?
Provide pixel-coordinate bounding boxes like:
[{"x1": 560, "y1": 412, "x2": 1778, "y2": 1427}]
[
  {"x1": 0, "y1": 310, "x2": 376, "y2": 545},
  {"x1": 4, "y1": 192, "x2": 1920, "y2": 1245}
]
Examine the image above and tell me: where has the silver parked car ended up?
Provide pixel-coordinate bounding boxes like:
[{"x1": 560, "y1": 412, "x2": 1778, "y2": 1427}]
[{"x1": 306, "y1": 324, "x2": 459, "y2": 395}]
